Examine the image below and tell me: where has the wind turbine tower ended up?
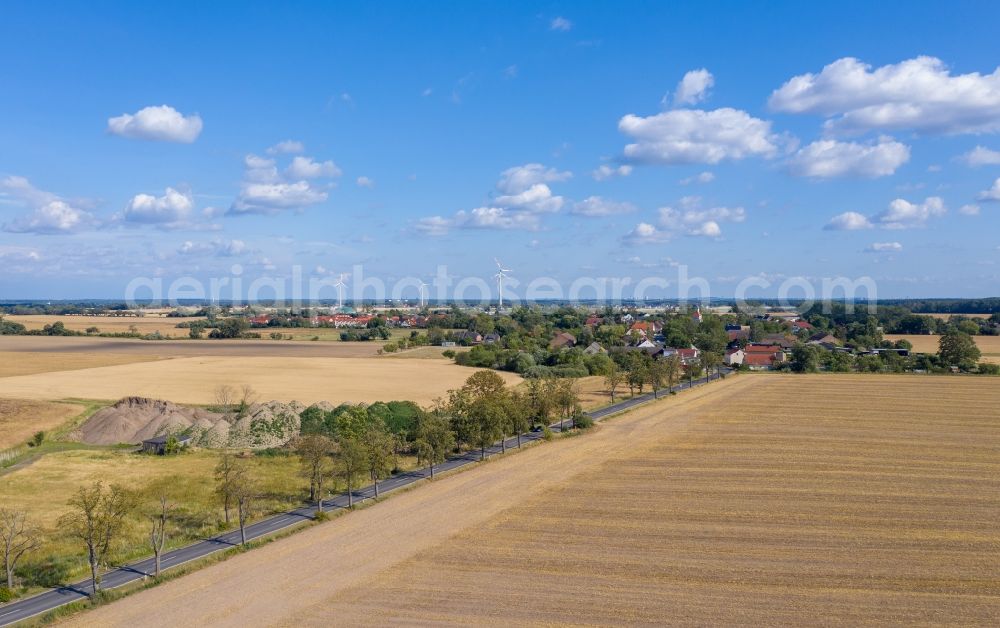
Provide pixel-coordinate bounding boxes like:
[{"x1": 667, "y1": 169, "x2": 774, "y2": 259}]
[
  {"x1": 418, "y1": 281, "x2": 429, "y2": 308},
  {"x1": 334, "y1": 273, "x2": 349, "y2": 311},
  {"x1": 495, "y1": 258, "x2": 512, "y2": 312}
]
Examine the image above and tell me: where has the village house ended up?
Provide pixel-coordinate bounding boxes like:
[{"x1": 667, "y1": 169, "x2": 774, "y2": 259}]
[
  {"x1": 629, "y1": 321, "x2": 662, "y2": 336},
  {"x1": 249, "y1": 315, "x2": 272, "y2": 327},
  {"x1": 759, "y1": 333, "x2": 797, "y2": 350},
  {"x1": 743, "y1": 344, "x2": 786, "y2": 370},
  {"x1": 790, "y1": 320, "x2": 814, "y2": 333},
  {"x1": 583, "y1": 341, "x2": 606, "y2": 355},
  {"x1": 453, "y1": 330, "x2": 483, "y2": 345},
  {"x1": 549, "y1": 332, "x2": 577, "y2": 350},
  {"x1": 311, "y1": 314, "x2": 375, "y2": 328},
  {"x1": 727, "y1": 326, "x2": 751, "y2": 343},
  {"x1": 677, "y1": 347, "x2": 700, "y2": 365},
  {"x1": 724, "y1": 347, "x2": 745, "y2": 366}
]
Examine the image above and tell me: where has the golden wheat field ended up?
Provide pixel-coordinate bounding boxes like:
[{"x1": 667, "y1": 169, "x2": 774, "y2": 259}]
[
  {"x1": 0, "y1": 355, "x2": 521, "y2": 405},
  {"x1": 5, "y1": 314, "x2": 203, "y2": 337},
  {"x1": 886, "y1": 333, "x2": 1000, "y2": 363},
  {"x1": 70, "y1": 375, "x2": 1000, "y2": 626}
]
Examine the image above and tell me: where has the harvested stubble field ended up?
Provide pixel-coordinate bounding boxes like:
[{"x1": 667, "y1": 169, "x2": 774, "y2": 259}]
[
  {"x1": 0, "y1": 351, "x2": 161, "y2": 377},
  {"x1": 885, "y1": 333, "x2": 1000, "y2": 363},
  {"x1": 5, "y1": 314, "x2": 204, "y2": 337},
  {"x1": 572, "y1": 374, "x2": 640, "y2": 410},
  {"x1": 0, "y1": 335, "x2": 383, "y2": 358},
  {"x1": 0, "y1": 355, "x2": 520, "y2": 405},
  {"x1": 921, "y1": 312, "x2": 993, "y2": 320},
  {"x1": 0, "y1": 399, "x2": 84, "y2": 449},
  {"x1": 68, "y1": 374, "x2": 1000, "y2": 626}
]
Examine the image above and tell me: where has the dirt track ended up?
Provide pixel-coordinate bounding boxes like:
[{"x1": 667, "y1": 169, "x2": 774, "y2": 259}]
[{"x1": 67, "y1": 374, "x2": 1000, "y2": 626}]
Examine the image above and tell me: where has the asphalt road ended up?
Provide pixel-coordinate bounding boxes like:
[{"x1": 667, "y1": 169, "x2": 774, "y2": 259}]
[{"x1": 0, "y1": 369, "x2": 726, "y2": 626}]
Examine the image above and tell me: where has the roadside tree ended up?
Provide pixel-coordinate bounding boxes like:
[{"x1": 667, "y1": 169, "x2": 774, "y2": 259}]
[
  {"x1": 414, "y1": 413, "x2": 456, "y2": 478},
  {"x1": 0, "y1": 508, "x2": 40, "y2": 590},
  {"x1": 337, "y1": 436, "x2": 368, "y2": 508},
  {"x1": 294, "y1": 434, "x2": 337, "y2": 514},
  {"x1": 360, "y1": 422, "x2": 394, "y2": 498},
  {"x1": 604, "y1": 362, "x2": 623, "y2": 403},
  {"x1": 59, "y1": 481, "x2": 134, "y2": 595},
  {"x1": 148, "y1": 495, "x2": 173, "y2": 578}
]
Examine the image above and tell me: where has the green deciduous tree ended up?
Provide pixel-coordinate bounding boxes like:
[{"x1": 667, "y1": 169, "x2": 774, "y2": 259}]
[
  {"x1": 939, "y1": 331, "x2": 981, "y2": 370},
  {"x1": 294, "y1": 434, "x2": 337, "y2": 514},
  {"x1": 663, "y1": 354, "x2": 681, "y2": 393},
  {"x1": 414, "y1": 413, "x2": 456, "y2": 478},
  {"x1": 360, "y1": 422, "x2": 394, "y2": 498},
  {"x1": 337, "y1": 436, "x2": 367, "y2": 508},
  {"x1": 604, "y1": 362, "x2": 623, "y2": 403}
]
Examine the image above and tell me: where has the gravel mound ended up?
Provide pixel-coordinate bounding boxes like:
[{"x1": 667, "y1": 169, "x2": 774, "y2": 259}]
[
  {"x1": 76, "y1": 397, "x2": 222, "y2": 445},
  {"x1": 77, "y1": 397, "x2": 317, "y2": 448}
]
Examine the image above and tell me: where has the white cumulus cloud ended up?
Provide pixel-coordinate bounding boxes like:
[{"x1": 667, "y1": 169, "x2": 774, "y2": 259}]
[
  {"x1": 0, "y1": 176, "x2": 96, "y2": 234},
  {"x1": 591, "y1": 164, "x2": 633, "y2": 180},
  {"x1": 623, "y1": 222, "x2": 669, "y2": 244},
  {"x1": 679, "y1": 171, "x2": 715, "y2": 185},
  {"x1": 570, "y1": 196, "x2": 637, "y2": 217},
  {"x1": 671, "y1": 69, "x2": 714, "y2": 106},
  {"x1": 958, "y1": 145, "x2": 1000, "y2": 167},
  {"x1": 286, "y1": 156, "x2": 342, "y2": 179},
  {"x1": 619, "y1": 107, "x2": 782, "y2": 165},
  {"x1": 266, "y1": 140, "x2": 305, "y2": 155},
  {"x1": 658, "y1": 204, "x2": 744, "y2": 238},
  {"x1": 827, "y1": 197, "x2": 947, "y2": 231},
  {"x1": 824, "y1": 211, "x2": 874, "y2": 231},
  {"x1": 769, "y1": 56, "x2": 1000, "y2": 135},
  {"x1": 123, "y1": 187, "x2": 194, "y2": 224},
  {"x1": 787, "y1": 137, "x2": 910, "y2": 178},
  {"x1": 865, "y1": 242, "x2": 903, "y2": 253},
  {"x1": 876, "y1": 196, "x2": 946, "y2": 229},
  {"x1": 414, "y1": 163, "x2": 571, "y2": 235},
  {"x1": 107, "y1": 105, "x2": 203, "y2": 143},
  {"x1": 230, "y1": 148, "x2": 340, "y2": 215},
  {"x1": 550, "y1": 16, "x2": 572, "y2": 31},
  {"x1": 979, "y1": 177, "x2": 1000, "y2": 201},
  {"x1": 496, "y1": 163, "x2": 571, "y2": 194},
  {"x1": 495, "y1": 183, "x2": 563, "y2": 213}
]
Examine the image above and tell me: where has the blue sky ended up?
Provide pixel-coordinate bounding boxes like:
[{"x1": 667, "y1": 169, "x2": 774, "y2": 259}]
[{"x1": 2, "y1": 1, "x2": 999, "y2": 300}]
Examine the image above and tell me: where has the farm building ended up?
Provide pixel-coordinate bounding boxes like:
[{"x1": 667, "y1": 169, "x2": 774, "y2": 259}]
[{"x1": 141, "y1": 433, "x2": 193, "y2": 455}]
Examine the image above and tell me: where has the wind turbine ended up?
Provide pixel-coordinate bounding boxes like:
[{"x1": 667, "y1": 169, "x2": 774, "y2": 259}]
[
  {"x1": 334, "y1": 273, "x2": 349, "y2": 311},
  {"x1": 418, "y1": 281, "x2": 429, "y2": 308},
  {"x1": 494, "y1": 258, "x2": 512, "y2": 311}
]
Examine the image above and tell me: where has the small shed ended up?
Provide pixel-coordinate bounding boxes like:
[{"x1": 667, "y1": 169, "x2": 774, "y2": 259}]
[{"x1": 141, "y1": 433, "x2": 193, "y2": 455}]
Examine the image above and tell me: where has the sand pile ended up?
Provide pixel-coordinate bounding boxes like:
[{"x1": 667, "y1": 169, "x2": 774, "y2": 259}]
[
  {"x1": 77, "y1": 397, "x2": 325, "y2": 448},
  {"x1": 76, "y1": 397, "x2": 222, "y2": 445}
]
